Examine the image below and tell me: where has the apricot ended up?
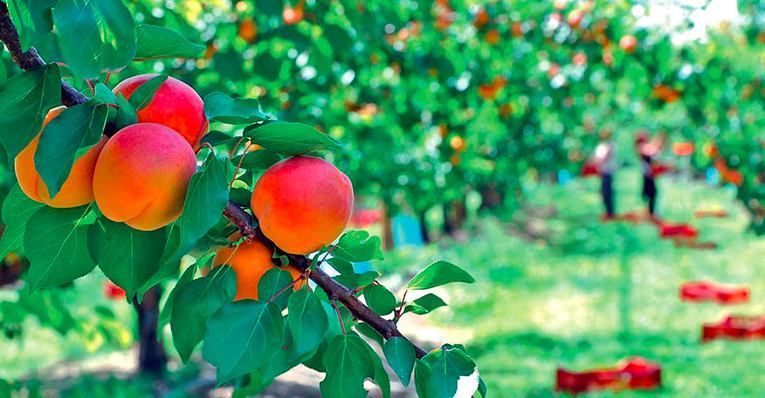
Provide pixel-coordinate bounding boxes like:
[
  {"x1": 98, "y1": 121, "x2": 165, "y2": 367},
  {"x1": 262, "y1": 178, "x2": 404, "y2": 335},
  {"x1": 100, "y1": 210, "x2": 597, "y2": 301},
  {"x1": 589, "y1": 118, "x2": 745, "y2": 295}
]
[
  {"x1": 212, "y1": 237, "x2": 304, "y2": 301},
  {"x1": 112, "y1": 74, "x2": 208, "y2": 147},
  {"x1": 15, "y1": 106, "x2": 107, "y2": 208},
  {"x1": 619, "y1": 35, "x2": 638, "y2": 54},
  {"x1": 92, "y1": 123, "x2": 197, "y2": 231},
  {"x1": 251, "y1": 156, "x2": 354, "y2": 254}
]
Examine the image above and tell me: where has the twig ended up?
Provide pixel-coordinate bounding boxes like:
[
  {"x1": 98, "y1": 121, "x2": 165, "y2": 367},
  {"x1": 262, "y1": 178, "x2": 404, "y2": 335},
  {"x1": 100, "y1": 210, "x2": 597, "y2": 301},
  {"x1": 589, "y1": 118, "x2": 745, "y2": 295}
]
[{"x1": 331, "y1": 300, "x2": 346, "y2": 335}]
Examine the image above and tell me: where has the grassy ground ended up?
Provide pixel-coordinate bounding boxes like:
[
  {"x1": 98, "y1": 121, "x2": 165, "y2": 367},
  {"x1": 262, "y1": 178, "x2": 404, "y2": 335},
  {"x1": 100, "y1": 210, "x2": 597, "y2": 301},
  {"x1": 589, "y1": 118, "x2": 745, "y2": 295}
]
[{"x1": 390, "y1": 168, "x2": 765, "y2": 397}]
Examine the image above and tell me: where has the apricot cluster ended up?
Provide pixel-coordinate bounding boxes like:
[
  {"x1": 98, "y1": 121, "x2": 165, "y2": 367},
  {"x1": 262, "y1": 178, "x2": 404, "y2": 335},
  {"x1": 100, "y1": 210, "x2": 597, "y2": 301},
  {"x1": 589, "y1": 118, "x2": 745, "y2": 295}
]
[{"x1": 15, "y1": 74, "x2": 207, "y2": 231}]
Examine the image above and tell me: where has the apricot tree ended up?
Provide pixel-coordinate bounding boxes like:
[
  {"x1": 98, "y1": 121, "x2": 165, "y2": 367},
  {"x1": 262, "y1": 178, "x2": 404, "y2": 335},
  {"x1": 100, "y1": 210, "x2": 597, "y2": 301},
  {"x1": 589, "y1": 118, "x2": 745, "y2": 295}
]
[{"x1": 0, "y1": 2, "x2": 484, "y2": 397}]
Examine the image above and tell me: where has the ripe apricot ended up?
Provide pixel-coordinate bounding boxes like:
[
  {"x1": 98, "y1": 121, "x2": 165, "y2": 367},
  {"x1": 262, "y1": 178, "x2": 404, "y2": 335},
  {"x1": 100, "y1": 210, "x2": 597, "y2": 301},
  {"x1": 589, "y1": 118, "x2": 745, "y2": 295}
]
[
  {"x1": 251, "y1": 156, "x2": 354, "y2": 254},
  {"x1": 212, "y1": 237, "x2": 304, "y2": 301},
  {"x1": 92, "y1": 123, "x2": 197, "y2": 231},
  {"x1": 15, "y1": 106, "x2": 107, "y2": 208},
  {"x1": 619, "y1": 35, "x2": 638, "y2": 54},
  {"x1": 112, "y1": 74, "x2": 208, "y2": 148}
]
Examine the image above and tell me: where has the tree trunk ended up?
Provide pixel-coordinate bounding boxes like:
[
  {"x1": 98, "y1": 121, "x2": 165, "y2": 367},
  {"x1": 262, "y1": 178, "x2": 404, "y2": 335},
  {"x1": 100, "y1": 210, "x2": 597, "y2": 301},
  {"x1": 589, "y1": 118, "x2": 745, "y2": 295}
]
[
  {"x1": 133, "y1": 285, "x2": 167, "y2": 375},
  {"x1": 442, "y1": 199, "x2": 467, "y2": 235},
  {"x1": 479, "y1": 182, "x2": 504, "y2": 211},
  {"x1": 381, "y1": 204, "x2": 394, "y2": 251},
  {"x1": 418, "y1": 209, "x2": 430, "y2": 244}
]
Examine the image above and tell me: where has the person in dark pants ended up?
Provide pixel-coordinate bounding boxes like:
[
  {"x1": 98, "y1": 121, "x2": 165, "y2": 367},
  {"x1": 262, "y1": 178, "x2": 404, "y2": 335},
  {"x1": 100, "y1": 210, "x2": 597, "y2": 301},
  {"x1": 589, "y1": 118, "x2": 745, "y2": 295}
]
[
  {"x1": 635, "y1": 130, "x2": 666, "y2": 218},
  {"x1": 591, "y1": 128, "x2": 616, "y2": 219}
]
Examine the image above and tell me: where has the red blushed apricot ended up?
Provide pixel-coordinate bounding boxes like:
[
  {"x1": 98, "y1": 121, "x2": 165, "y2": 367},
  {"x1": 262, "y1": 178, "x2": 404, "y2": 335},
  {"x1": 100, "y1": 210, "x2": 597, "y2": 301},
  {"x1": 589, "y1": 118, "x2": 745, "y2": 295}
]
[
  {"x1": 112, "y1": 74, "x2": 208, "y2": 148},
  {"x1": 92, "y1": 123, "x2": 197, "y2": 231},
  {"x1": 212, "y1": 237, "x2": 305, "y2": 301},
  {"x1": 251, "y1": 156, "x2": 354, "y2": 254},
  {"x1": 15, "y1": 106, "x2": 107, "y2": 208}
]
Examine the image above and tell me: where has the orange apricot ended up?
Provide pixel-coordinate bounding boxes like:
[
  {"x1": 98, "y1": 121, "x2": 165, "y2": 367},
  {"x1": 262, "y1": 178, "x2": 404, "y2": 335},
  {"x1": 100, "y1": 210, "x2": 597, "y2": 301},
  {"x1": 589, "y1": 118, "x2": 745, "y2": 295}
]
[
  {"x1": 112, "y1": 74, "x2": 208, "y2": 148},
  {"x1": 15, "y1": 106, "x2": 107, "y2": 208},
  {"x1": 251, "y1": 156, "x2": 354, "y2": 254},
  {"x1": 212, "y1": 237, "x2": 304, "y2": 301},
  {"x1": 92, "y1": 123, "x2": 197, "y2": 231}
]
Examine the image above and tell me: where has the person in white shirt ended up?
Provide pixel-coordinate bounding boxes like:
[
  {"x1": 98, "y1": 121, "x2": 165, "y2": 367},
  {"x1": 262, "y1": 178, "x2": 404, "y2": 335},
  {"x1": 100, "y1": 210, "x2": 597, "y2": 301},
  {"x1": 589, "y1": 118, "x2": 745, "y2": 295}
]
[{"x1": 591, "y1": 128, "x2": 616, "y2": 219}]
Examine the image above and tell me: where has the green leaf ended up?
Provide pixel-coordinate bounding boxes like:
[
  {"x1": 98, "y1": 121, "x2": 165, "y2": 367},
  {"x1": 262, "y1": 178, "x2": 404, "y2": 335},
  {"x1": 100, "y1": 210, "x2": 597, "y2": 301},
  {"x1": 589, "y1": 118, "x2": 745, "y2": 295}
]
[
  {"x1": 365, "y1": 342, "x2": 391, "y2": 398},
  {"x1": 199, "y1": 131, "x2": 234, "y2": 147},
  {"x1": 203, "y1": 300, "x2": 284, "y2": 385},
  {"x1": 403, "y1": 293, "x2": 448, "y2": 316},
  {"x1": 25, "y1": 205, "x2": 96, "y2": 291},
  {"x1": 383, "y1": 337, "x2": 415, "y2": 386},
  {"x1": 157, "y1": 263, "x2": 196, "y2": 337},
  {"x1": 333, "y1": 230, "x2": 384, "y2": 262},
  {"x1": 0, "y1": 64, "x2": 61, "y2": 161},
  {"x1": 357, "y1": 271, "x2": 380, "y2": 287},
  {"x1": 87, "y1": 219, "x2": 165, "y2": 300},
  {"x1": 170, "y1": 153, "x2": 229, "y2": 261},
  {"x1": 355, "y1": 322, "x2": 384, "y2": 348},
  {"x1": 94, "y1": 83, "x2": 118, "y2": 105},
  {"x1": 477, "y1": 377, "x2": 488, "y2": 398},
  {"x1": 137, "y1": 225, "x2": 182, "y2": 297},
  {"x1": 0, "y1": 56, "x2": 6, "y2": 91},
  {"x1": 253, "y1": 0, "x2": 283, "y2": 15},
  {"x1": 128, "y1": 74, "x2": 168, "y2": 111},
  {"x1": 258, "y1": 322, "x2": 318, "y2": 380},
  {"x1": 0, "y1": 184, "x2": 44, "y2": 259},
  {"x1": 232, "y1": 372, "x2": 271, "y2": 398},
  {"x1": 243, "y1": 122, "x2": 344, "y2": 155},
  {"x1": 172, "y1": 265, "x2": 237, "y2": 363},
  {"x1": 415, "y1": 345, "x2": 478, "y2": 398},
  {"x1": 232, "y1": 149, "x2": 282, "y2": 172},
  {"x1": 7, "y1": 0, "x2": 57, "y2": 51},
  {"x1": 134, "y1": 24, "x2": 204, "y2": 61},
  {"x1": 114, "y1": 94, "x2": 137, "y2": 130},
  {"x1": 53, "y1": 0, "x2": 136, "y2": 78},
  {"x1": 320, "y1": 334, "x2": 375, "y2": 398},
  {"x1": 35, "y1": 101, "x2": 108, "y2": 198},
  {"x1": 287, "y1": 289, "x2": 328, "y2": 355},
  {"x1": 327, "y1": 257, "x2": 355, "y2": 277},
  {"x1": 363, "y1": 284, "x2": 397, "y2": 315},
  {"x1": 407, "y1": 261, "x2": 475, "y2": 291},
  {"x1": 204, "y1": 92, "x2": 270, "y2": 124},
  {"x1": 257, "y1": 268, "x2": 295, "y2": 310}
]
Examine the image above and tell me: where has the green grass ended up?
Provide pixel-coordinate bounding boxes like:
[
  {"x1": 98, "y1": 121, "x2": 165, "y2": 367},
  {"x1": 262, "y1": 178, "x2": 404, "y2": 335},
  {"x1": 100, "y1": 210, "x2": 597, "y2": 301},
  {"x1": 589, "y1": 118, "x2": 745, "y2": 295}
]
[{"x1": 388, "y1": 168, "x2": 765, "y2": 397}]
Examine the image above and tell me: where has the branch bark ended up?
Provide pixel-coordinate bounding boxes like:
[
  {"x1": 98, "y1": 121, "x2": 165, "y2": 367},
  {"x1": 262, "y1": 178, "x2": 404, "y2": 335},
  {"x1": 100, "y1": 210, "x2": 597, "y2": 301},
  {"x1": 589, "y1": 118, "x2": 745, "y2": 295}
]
[{"x1": 0, "y1": 6, "x2": 431, "y2": 360}]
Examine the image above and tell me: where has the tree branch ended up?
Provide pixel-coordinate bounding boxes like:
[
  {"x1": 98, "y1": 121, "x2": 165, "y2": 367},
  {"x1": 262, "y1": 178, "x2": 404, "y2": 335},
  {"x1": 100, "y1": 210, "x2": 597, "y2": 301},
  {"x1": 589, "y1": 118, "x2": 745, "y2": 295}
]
[
  {"x1": 0, "y1": 3, "x2": 90, "y2": 107},
  {"x1": 0, "y1": 8, "x2": 431, "y2": 360},
  {"x1": 224, "y1": 200, "x2": 430, "y2": 358}
]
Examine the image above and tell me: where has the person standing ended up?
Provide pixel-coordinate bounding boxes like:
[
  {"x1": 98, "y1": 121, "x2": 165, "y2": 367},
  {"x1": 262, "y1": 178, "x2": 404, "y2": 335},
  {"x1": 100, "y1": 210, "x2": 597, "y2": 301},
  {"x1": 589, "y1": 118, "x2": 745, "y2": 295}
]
[
  {"x1": 591, "y1": 128, "x2": 616, "y2": 220},
  {"x1": 635, "y1": 130, "x2": 666, "y2": 218}
]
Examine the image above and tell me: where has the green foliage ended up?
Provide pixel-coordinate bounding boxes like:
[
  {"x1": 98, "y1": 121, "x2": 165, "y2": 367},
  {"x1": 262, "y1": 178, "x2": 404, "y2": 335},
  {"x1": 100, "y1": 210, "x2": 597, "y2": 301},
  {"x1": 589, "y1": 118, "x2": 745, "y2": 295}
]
[
  {"x1": 87, "y1": 220, "x2": 165, "y2": 300},
  {"x1": 243, "y1": 122, "x2": 344, "y2": 155},
  {"x1": 404, "y1": 293, "x2": 447, "y2": 315},
  {"x1": 52, "y1": 0, "x2": 135, "y2": 78},
  {"x1": 257, "y1": 268, "x2": 294, "y2": 310},
  {"x1": 134, "y1": 24, "x2": 204, "y2": 61},
  {"x1": 363, "y1": 284, "x2": 397, "y2": 315},
  {"x1": 202, "y1": 300, "x2": 284, "y2": 385},
  {"x1": 204, "y1": 92, "x2": 269, "y2": 124},
  {"x1": 127, "y1": 74, "x2": 167, "y2": 111},
  {"x1": 415, "y1": 345, "x2": 478, "y2": 398},
  {"x1": 171, "y1": 265, "x2": 236, "y2": 363},
  {"x1": 333, "y1": 230, "x2": 385, "y2": 262},
  {"x1": 407, "y1": 261, "x2": 475, "y2": 290},
  {"x1": 0, "y1": 184, "x2": 43, "y2": 259},
  {"x1": 287, "y1": 289, "x2": 329, "y2": 355},
  {"x1": 0, "y1": 64, "x2": 60, "y2": 161},
  {"x1": 35, "y1": 100, "x2": 107, "y2": 198},
  {"x1": 319, "y1": 334, "x2": 375, "y2": 398},
  {"x1": 6, "y1": 0, "x2": 56, "y2": 51},
  {"x1": 25, "y1": 205, "x2": 95, "y2": 291},
  {"x1": 383, "y1": 337, "x2": 416, "y2": 386}
]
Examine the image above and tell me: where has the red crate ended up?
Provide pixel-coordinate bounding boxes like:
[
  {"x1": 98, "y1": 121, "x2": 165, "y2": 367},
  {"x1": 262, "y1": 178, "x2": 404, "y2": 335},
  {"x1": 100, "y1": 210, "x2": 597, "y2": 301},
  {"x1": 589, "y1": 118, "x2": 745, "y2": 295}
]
[
  {"x1": 702, "y1": 315, "x2": 765, "y2": 342},
  {"x1": 680, "y1": 281, "x2": 749, "y2": 304},
  {"x1": 556, "y1": 357, "x2": 662, "y2": 394}
]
